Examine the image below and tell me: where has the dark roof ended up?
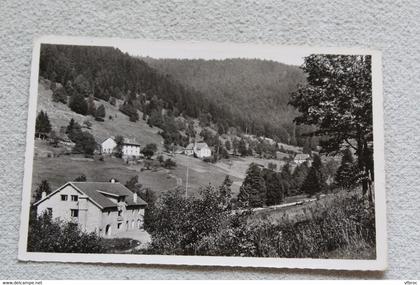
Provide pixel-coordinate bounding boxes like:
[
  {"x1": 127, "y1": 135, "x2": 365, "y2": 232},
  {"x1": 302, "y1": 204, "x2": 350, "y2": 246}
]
[
  {"x1": 71, "y1": 182, "x2": 147, "y2": 208},
  {"x1": 34, "y1": 182, "x2": 147, "y2": 209},
  {"x1": 123, "y1": 138, "x2": 141, "y2": 146}
]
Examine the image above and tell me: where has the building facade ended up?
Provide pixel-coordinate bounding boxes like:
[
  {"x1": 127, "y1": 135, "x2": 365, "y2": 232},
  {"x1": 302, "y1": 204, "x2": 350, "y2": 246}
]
[
  {"x1": 101, "y1": 137, "x2": 141, "y2": 159},
  {"x1": 34, "y1": 181, "x2": 147, "y2": 237},
  {"x1": 184, "y1": 142, "x2": 212, "y2": 158}
]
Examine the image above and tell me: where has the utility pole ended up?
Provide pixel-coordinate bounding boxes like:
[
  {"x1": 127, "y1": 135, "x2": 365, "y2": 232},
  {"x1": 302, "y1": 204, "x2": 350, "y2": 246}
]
[{"x1": 185, "y1": 166, "x2": 189, "y2": 198}]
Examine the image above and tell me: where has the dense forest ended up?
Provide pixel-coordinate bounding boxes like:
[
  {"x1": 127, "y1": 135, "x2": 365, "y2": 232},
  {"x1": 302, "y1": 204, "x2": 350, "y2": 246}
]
[
  {"x1": 39, "y1": 44, "x2": 310, "y2": 146},
  {"x1": 145, "y1": 57, "x2": 310, "y2": 144}
]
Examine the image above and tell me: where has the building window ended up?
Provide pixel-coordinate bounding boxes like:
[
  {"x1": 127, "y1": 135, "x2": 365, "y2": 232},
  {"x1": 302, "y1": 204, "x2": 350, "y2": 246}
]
[
  {"x1": 71, "y1": 195, "x2": 78, "y2": 201},
  {"x1": 118, "y1": 210, "x2": 122, "y2": 216},
  {"x1": 107, "y1": 211, "x2": 111, "y2": 215},
  {"x1": 70, "y1": 209, "x2": 79, "y2": 218},
  {"x1": 61, "y1": 195, "x2": 68, "y2": 201},
  {"x1": 117, "y1": 223, "x2": 122, "y2": 229},
  {"x1": 47, "y1": 208, "x2": 52, "y2": 216}
]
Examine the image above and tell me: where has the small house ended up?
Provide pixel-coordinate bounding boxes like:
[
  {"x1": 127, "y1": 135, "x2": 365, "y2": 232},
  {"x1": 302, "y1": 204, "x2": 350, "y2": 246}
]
[{"x1": 184, "y1": 142, "x2": 212, "y2": 158}]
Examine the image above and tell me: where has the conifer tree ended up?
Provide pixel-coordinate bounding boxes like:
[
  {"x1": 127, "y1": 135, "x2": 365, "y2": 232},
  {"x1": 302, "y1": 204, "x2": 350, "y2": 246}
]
[
  {"x1": 33, "y1": 180, "x2": 51, "y2": 202},
  {"x1": 35, "y1": 110, "x2": 52, "y2": 138},
  {"x1": 335, "y1": 148, "x2": 358, "y2": 189},
  {"x1": 219, "y1": 175, "x2": 233, "y2": 209},
  {"x1": 238, "y1": 163, "x2": 266, "y2": 208},
  {"x1": 95, "y1": 104, "x2": 106, "y2": 120},
  {"x1": 69, "y1": 92, "x2": 88, "y2": 115},
  {"x1": 301, "y1": 154, "x2": 325, "y2": 196}
]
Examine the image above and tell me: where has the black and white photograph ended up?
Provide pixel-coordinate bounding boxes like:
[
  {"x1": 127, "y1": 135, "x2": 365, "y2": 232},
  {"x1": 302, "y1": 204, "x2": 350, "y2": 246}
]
[{"x1": 18, "y1": 37, "x2": 386, "y2": 270}]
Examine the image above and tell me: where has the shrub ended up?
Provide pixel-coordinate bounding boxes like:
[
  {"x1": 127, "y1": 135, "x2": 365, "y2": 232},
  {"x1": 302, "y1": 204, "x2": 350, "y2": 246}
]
[
  {"x1": 27, "y1": 211, "x2": 105, "y2": 253},
  {"x1": 163, "y1": 158, "x2": 176, "y2": 169},
  {"x1": 52, "y1": 87, "x2": 67, "y2": 104}
]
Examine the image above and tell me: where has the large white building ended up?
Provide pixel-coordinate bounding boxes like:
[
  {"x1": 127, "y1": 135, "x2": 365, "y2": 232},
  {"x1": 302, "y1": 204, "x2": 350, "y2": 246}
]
[
  {"x1": 185, "y1": 142, "x2": 212, "y2": 158},
  {"x1": 34, "y1": 181, "x2": 147, "y2": 237},
  {"x1": 101, "y1": 137, "x2": 141, "y2": 159}
]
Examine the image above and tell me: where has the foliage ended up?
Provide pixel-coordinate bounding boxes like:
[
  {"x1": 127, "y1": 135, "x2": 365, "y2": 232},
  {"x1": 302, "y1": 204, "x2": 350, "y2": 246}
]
[
  {"x1": 95, "y1": 104, "x2": 106, "y2": 120},
  {"x1": 35, "y1": 110, "x2": 52, "y2": 137},
  {"x1": 74, "y1": 174, "x2": 87, "y2": 182},
  {"x1": 119, "y1": 102, "x2": 139, "y2": 122},
  {"x1": 27, "y1": 211, "x2": 105, "y2": 253},
  {"x1": 335, "y1": 149, "x2": 359, "y2": 189},
  {"x1": 145, "y1": 57, "x2": 308, "y2": 145},
  {"x1": 125, "y1": 175, "x2": 141, "y2": 193},
  {"x1": 139, "y1": 188, "x2": 157, "y2": 232},
  {"x1": 162, "y1": 158, "x2": 176, "y2": 169},
  {"x1": 289, "y1": 54, "x2": 373, "y2": 196},
  {"x1": 87, "y1": 96, "x2": 96, "y2": 116},
  {"x1": 142, "y1": 185, "x2": 375, "y2": 258},
  {"x1": 141, "y1": 143, "x2": 157, "y2": 159},
  {"x1": 72, "y1": 131, "x2": 96, "y2": 156},
  {"x1": 33, "y1": 180, "x2": 51, "y2": 202},
  {"x1": 114, "y1": 135, "x2": 124, "y2": 158},
  {"x1": 52, "y1": 86, "x2": 67, "y2": 104},
  {"x1": 238, "y1": 163, "x2": 267, "y2": 208},
  {"x1": 73, "y1": 74, "x2": 91, "y2": 97},
  {"x1": 69, "y1": 92, "x2": 88, "y2": 115},
  {"x1": 66, "y1": 119, "x2": 95, "y2": 156},
  {"x1": 145, "y1": 185, "x2": 229, "y2": 255},
  {"x1": 261, "y1": 169, "x2": 285, "y2": 206},
  {"x1": 219, "y1": 175, "x2": 233, "y2": 210},
  {"x1": 301, "y1": 154, "x2": 325, "y2": 196},
  {"x1": 39, "y1": 45, "x2": 312, "y2": 148}
]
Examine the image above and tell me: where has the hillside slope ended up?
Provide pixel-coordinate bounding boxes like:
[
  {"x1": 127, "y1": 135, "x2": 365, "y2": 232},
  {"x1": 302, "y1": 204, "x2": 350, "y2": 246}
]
[
  {"x1": 144, "y1": 58, "x2": 308, "y2": 143},
  {"x1": 37, "y1": 78, "x2": 163, "y2": 147}
]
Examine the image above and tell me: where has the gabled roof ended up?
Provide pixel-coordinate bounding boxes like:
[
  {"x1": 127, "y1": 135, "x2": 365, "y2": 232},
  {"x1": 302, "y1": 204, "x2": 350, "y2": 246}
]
[
  {"x1": 294, "y1": 153, "x2": 311, "y2": 161},
  {"x1": 101, "y1": 137, "x2": 140, "y2": 146},
  {"x1": 123, "y1": 138, "x2": 140, "y2": 146},
  {"x1": 195, "y1": 142, "x2": 209, "y2": 150},
  {"x1": 34, "y1": 182, "x2": 147, "y2": 209},
  {"x1": 185, "y1": 143, "x2": 194, "y2": 150}
]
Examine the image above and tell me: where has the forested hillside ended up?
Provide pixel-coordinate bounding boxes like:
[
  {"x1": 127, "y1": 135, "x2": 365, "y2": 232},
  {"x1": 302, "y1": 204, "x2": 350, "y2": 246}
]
[
  {"x1": 144, "y1": 58, "x2": 310, "y2": 145},
  {"x1": 39, "y1": 44, "x2": 310, "y2": 146}
]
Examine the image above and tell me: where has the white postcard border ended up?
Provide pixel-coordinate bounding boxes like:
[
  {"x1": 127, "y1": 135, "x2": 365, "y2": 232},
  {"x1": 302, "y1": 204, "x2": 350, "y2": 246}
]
[{"x1": 18, "y1": 36, "x2": 387, "y2": 271}]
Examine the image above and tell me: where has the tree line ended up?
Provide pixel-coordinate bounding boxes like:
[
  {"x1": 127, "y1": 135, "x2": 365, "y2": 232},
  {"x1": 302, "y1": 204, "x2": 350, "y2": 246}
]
[{"x1": 39, "y1": 44, "x2": 311, "y2": 147}]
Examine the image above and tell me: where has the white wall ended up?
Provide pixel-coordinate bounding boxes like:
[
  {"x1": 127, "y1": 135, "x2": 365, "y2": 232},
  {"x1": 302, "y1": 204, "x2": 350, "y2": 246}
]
[
  {"x1": 101, "y1": 138, "x2": 117, "y2": 154},
  {"x1": 36, "y1": 184, "x2": 103, "y2": 233}
]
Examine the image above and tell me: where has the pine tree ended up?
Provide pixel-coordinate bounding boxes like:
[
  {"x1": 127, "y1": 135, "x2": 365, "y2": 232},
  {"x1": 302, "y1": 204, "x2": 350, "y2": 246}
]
[
  {"x1": 35, "y1": 110, "x2": 52, "y2": 138},
  {"x1": 301, "y1": 167, "x2": 322, "y2": 196},
  {"x1": 262, "y1": 169, "x2": 284, "y2": 206},
  {"x1": 95, "y1": 104, "x2": 106, "y2": 120},
  {"x1": 301, "y1": 154, "x2": 325, "y2": 196},
  {"x1": 219, "y1": 175, "x2": 233, "y2": 209},
  {"x1": 335, "y1": 148, "x2": 358, "y2": 189},
  {"x1": 87, "y1": 96, "x2": 96, "y2": 116},
  {"x1": 69, "y1": 92, "x2": 88, "y2": 115},
  {"x1": 238, "y1": 138, "x2": 247, "y2": 157},
  {"x1": 238, "y1": 163, "x2": 266, "y2": 208},
  {"x1": 33, "y1": 180, "x2": 51, "y2": 202}
]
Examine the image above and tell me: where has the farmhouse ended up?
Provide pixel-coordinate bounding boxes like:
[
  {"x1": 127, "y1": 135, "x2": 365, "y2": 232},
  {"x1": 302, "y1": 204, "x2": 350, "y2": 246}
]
[
  {"x1": 294, "y1": 153, "x2": 312, "y2": 166},
  {"x1": 34, "y1": 181, "x2": 147, "y2": 237},
  {"x1": 185, "y1": 142, "x2": 212, "y2": 158},
  {"x1": 101, "y1": 137, "x2": 141, "y2": 159}
]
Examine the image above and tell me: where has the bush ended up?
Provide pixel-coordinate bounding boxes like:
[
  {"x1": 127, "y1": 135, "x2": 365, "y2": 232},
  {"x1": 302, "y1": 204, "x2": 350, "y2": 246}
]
[
  {"x1": 27, "y1": 211, "x2": 105, "y2": 253},
  {"x1": 119, "y1": 103, "x2": 139, "y2": 122},
  {"x1": 141, "y1": 188, "x2": 376, "y2": 259},
  {"x1": 69, "y1": 92, "x2": 88, "y2": 115},
  {"x1": 52, "y1": 87, "x2": 67, "y2": 104},
  {"x1": 163, "y1": 158, "x2": 176, "y2": 169}
]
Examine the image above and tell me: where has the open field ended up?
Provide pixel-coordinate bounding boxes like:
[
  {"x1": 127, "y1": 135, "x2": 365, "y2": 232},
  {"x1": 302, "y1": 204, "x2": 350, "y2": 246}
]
[{"x1": 32, "y1": 141, "x2": 246, "y2": 198}]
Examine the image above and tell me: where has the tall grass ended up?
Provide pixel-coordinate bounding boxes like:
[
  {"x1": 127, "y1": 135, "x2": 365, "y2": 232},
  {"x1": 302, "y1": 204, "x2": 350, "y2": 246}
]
[{"x1": 196, "y1": 191, "x2": 376, "y2": 258}]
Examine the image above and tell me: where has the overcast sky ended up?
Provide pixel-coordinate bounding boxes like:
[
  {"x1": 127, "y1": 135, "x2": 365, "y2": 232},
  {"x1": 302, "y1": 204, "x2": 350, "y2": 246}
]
[{"x1": 116, "y1": 40, "x2": 311, "y2": 66}]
